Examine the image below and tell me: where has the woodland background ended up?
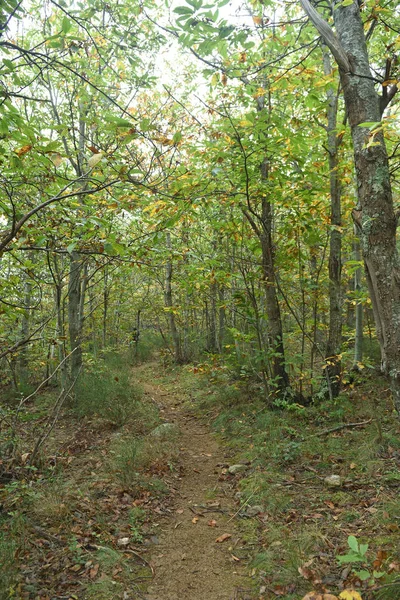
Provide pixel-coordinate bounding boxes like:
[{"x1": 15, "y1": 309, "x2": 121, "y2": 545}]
[{"x1": 0, "y1": 0, "x2": 400, "y2": 598}]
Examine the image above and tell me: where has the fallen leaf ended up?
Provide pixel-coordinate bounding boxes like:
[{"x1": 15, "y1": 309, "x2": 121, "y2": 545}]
[
  {"x1": 339, "y1": 591, "x2": 363, "y2": 600},
  {"x1": 215, "y1": 533, "x2": 231, "y2": 543},
  {"x1": 89, "y1": 563, "x2": 99, "y2": 579},
  {"x1": 373, "y1": 549, "x2": 388, "y2": 570},
  {"x1": 301, "y1": 594, "x2": 338, "y2": 600},
  {"x1": 70, "y1": 564, "x2": 81, "y2": 572},
  {"x1": 176, "y1": 509, "x2": 184, "y2": 514},
  {"x1": 208, "y1": 519, "x2": 217, "y2": 527},
  {"x1": 192, "y1": 517, "x2": 199, "y2": 524},
  {"x1": 231, "y1": 554, "x2": 240, "y2": 561},
  {"x1": 21, "y1": 452, "x2": 30, "y2": 464},
  {"x1": 117, "y1": 537, "x2": 130, "y2": 546}
]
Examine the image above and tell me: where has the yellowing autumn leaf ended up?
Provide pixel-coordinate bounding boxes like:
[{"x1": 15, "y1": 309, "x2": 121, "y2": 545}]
[
  {"x1": 51, "y1": 153, "x2": 63, "y2": 167},
  {"x1": 301, "y1": 594, "x2": 338, "y2": 600},
  {"x1": 15, "y1": 144, "x2": 33, "y2": 157},
  {"x1": 88, "y1": 152, "x2": 103, "y2": 168},
  {"x1": 339, "y1": 591, "x2": 363, "y2": 600}
]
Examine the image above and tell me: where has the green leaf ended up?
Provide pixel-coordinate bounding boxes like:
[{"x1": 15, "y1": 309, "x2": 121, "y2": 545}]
[
  {"x1": 348, "y1": 535, "x2": 359, "y2": 553},
  {"x1": 357, "y1": 570, "x2": 371, "y2": 581},
  {"x1": 2, "y1": 59, "x2": 15, "y2": 71},
  {"x1": 140, "y1": 118, "x2": 151, "y2": 131},
  {"x1": 338, "y1": 554, "x2": 361, "y2": 564},
  {"x1": 105, "y1": 116, "x2": 133, "y2": 128},
  {"x1": 359, "y1": 543, "x2": 368, "y2": 556},
  {"x1": 173, "y1": 6, "x2": 193, "y2": 15},
  {"x1": 62, "y1": 16, "x2": 72, "y2": 33},
  {"x1": 173, "y1": 131, "x2": 182, "y2": 144},
  {"x1": 358, "y1": 121, "x2": 381, "y2": 129}
]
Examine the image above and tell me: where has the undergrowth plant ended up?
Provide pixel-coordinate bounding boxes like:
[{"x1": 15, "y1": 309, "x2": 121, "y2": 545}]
[{"x1": 74, "y1": 355, "x2": 144, "y2": 426}]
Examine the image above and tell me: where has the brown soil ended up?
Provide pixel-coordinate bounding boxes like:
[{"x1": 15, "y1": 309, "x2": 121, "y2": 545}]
[{"x1": 138, "y1": 372, "x2": 254, "y2": 600}]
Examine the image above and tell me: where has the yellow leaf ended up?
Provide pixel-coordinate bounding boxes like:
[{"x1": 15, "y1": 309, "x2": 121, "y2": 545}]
[
  {"x1": 88, "y1": 153, "x2": 103, "y2": 168},
  {"x1": 15, "y1": 144, "x2": 33, "y2": 157},
  {"x1": 339, "y1": 591, "x2": 363, "y2": 600}
]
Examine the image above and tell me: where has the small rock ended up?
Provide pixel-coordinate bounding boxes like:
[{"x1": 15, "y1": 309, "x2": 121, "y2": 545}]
[
  {"x1": 324, "y1": 474, "x2": 342, "y2": 487},
  {"x1": 228, "y1": 464, "x2": 248, "y2": 475},
  {"x1": 117, "y1": 537, "x2": 130, "y2": 547},
  {"x1": 245, "y1": 505, "x2": 263, "y2": 517},
  {"x1": 148, "y1": 423, "x2": 180, "y2": 439}
]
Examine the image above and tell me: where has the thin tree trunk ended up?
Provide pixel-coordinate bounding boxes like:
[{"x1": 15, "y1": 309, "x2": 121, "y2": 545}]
[
  {"x1": 165, "y1": 232, "x2": 182, "y2": 363},
  {"x1": 19, "y1": 274, "x2": 32, "y2": 385},
  {"x1": 68, "y1": 252, "x2": 83, "y2": 382},
  {"x1": 353, "y1": 232, "x2": 363, "y2": 369},
  {"x1": 218, "y1": 284, "x2": 225, "y2": 352},
  {"x1": 260, "y1": 160, "x2": 290, "y2": 395},
  {"x1": 323, "y1": 49, "x2": 342, "y2": 398}
]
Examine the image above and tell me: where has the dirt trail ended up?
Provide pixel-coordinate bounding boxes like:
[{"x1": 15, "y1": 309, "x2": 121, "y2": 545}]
[{"x1": 137, "y1": 369, "x2": 252, "y2": 600}]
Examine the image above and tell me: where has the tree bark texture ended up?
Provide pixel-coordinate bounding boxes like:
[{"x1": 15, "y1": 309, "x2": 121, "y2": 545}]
[
  {"x1": 323, "y1": 49, "x2": 342, "y2": 398},
  {"x1": 300, "y1": 0, "x2": 400, "y2": 415},
  {"x1": 260, "y1": 160, "x2": 290, "y2": 395}
]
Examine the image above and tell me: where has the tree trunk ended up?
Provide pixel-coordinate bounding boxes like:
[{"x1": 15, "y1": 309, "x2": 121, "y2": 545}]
[
  {"x1": 68, "y1": 252, "x2": 84, "y2": 382},
  {"x1": 300, "y1": 0, "x2": 400, "y2": 414},
  {"x1": 353, "y1": 232, "x2": 364, "y2": 369},
  {"x1": 165, "y1": 232, "x2": 182, "y2": 363},
  {"x1": 218, "y1": 284, "x2": 225, "y2": 352},
  {"x1": 323, "y1": 49, "x2": 342, "y2": 398}
]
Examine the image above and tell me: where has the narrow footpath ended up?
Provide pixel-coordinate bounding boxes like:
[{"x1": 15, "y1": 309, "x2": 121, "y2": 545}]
[{"x1": 136, "y1": 366, "x2": 253, "y2": 600}]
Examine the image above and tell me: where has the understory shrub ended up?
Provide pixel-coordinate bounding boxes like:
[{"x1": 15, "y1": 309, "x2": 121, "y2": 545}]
[{"x1": 74, "y1": 356, "x2": 144, "y2": 426}]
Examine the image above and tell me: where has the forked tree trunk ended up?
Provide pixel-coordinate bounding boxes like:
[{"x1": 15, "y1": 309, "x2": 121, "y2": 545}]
[{"x1": 300, "y1": 0, "x2": 400, "y2": 415}]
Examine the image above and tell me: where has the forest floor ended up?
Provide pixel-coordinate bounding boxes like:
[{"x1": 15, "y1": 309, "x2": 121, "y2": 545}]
[
  {"x1": 138, "y1": 365, "x2": 253, "y2": 600},
  {"x1": 1, "y1": 355, "x2": 400, "y2": 600}
]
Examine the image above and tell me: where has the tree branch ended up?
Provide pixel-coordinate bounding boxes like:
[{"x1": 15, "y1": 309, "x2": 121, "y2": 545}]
[{"x1": 299, "y1": 0, "x2": 351, "y2": 73}]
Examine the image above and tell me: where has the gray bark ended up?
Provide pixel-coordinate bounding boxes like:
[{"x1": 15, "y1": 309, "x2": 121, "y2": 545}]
[
  {"x1": 353, "y1": 232, "x2": 364, "y2": 368},
  {"x1": 323, "y1": 49, "x2": 343, "y2": 398},
  {"x1": 165, "y1": 232, "x2": 182, "y2": 363},
  {"x1": 300, "y1": 0, "x2": 400, "y2": 415},
  {"x1": 68, "y1": 252, "x2": 84, "y2": 382}
]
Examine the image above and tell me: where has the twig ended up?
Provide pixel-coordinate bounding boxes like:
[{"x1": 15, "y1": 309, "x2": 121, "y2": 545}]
[
  {"x1": 122, "y1": 549, "x2": 155, "y2": 577},
  {"x1": 312, "y1": 419, "x2": 372, "y2": 437},
  {"x1": 29, "y1": 368, "x2": 82, "y2": 464},
  {"x1": 15, "y1": 347, "x2": 77, "y2": 416},
  {"x1": 226, "y1": 491, "x2": 257, "y2": 524},
  {"x1": 31, "y1": 525, "x2": 64, "y2": 546}
]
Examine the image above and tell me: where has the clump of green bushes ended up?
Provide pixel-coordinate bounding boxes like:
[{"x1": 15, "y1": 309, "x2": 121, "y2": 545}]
[{"x1": 74, "y1": 353, "x2": 147, "y2": 427}]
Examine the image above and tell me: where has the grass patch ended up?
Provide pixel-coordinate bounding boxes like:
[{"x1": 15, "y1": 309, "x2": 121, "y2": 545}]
[
  {"x1": 75, "y1": 365, "x2": 144, "y2": 427},
  {"x1": 109, "y1": 427, "x2": 179, "y2": 489}
]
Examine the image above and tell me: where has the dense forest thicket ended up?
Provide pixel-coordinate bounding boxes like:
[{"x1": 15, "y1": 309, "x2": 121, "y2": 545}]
[
  {"x1": 0, "y1": 0, "x2": 399, "y2": 402},
  {"x1": 0, "y1": 0, "x2": 400, "y2": 598}
]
